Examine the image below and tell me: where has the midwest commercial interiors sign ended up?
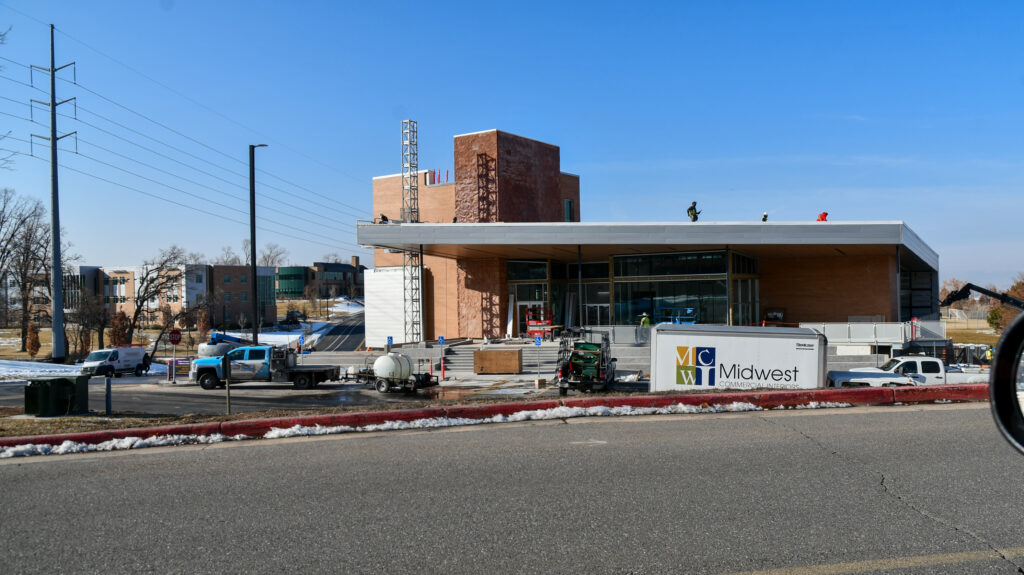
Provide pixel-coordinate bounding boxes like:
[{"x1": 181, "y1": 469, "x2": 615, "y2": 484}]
[{"x1": 651, "y1": 325, "x2": 826, "y2": 391}]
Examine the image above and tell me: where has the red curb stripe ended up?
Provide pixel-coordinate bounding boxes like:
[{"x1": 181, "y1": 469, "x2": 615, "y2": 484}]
[
  {"x1": 442, "y1": 400, "x2": 561, "y2": 420},
  {"x1": 0, "y1": 385, "x2": 990, "y2": 449},
  {"x1": 890, "y1": 384, "x2": 988, "y2": 404}
]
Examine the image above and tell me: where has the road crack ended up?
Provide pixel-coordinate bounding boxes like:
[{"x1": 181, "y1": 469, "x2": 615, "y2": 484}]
[{"x1": 762, "y1": 415, "x2": 1024, "y2": 573}]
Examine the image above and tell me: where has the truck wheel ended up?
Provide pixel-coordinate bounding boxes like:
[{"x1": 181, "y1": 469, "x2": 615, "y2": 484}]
[
  {"x1": 198, "y1": 372, "x2": 219, "y2": 390},
  {"x1": 375, "y1": 378, "x2": 390, "y2": 393},
  {"x1": 293, "y1": 374, "x2": 312, "y2": 390}
]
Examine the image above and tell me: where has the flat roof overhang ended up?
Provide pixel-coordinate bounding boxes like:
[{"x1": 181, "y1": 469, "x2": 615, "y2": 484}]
[{"x1": 357, "y1": 221, "x2": 939, "y2": 272}]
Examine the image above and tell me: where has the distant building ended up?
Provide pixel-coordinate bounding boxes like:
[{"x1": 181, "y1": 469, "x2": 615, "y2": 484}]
[
  {"x1": 276, "y1": 257, "x2": 365, "y2": 300},
  {"x1": 208, "y1": 265, "x2": 276, "y2": 328}
]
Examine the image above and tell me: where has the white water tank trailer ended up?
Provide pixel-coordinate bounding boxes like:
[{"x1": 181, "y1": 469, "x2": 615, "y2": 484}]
[
  {"x1": 373, "y1": 352, "x2": 413, "y2": 381},
  {"x1": 650, "y1": 324, "x2": 827, "y2": 391}
]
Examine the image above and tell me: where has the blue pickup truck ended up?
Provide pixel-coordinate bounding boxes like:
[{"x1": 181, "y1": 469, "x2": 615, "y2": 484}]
[{"x1": 189, "y1": 345, "x2": 340, "y2": 390}]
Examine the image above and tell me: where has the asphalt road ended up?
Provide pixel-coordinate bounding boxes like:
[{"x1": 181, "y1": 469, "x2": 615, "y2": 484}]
[
  {"x1": 313, "y1": 312, "x2": 364, "y2": 351},
  {"x1": 3, "y1": 403, "x2": 1024, "y2": 574}
]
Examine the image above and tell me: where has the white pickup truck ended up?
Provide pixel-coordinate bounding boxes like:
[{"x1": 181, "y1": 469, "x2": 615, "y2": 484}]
[{"x1": 828, "y1": 356, "x2": 989, "y2": 387}]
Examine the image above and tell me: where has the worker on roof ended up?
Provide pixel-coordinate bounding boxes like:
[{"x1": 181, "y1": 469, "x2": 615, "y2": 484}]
[
  {"x1": 687, "y1": 201, "x2": 701, "y2": 222},
  {"x1": 816, "y1": 211, "x2": 828, "y2": 222},
  {"x1": 762, "y1": 212, "x2": 768, "y2": 222}
]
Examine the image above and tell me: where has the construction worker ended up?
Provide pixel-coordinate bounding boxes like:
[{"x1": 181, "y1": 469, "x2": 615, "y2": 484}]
[
  {"x1": 379, "y1": 213, "x2": 389, "y2": 223},
  {"x1": 687, "y1": 201, "x2": 701, "y2": 222},
  {"x1": 985, "y1": 346, "x2": 994, "y2": 365},
  {"x1": 816, "y1": 211, "x2": 828, "y2": 222},
  {"x1": 761, "y1": 212, "x2": 768, "y2": 222},
  {"x1": 637, "y1": 312, "x2": 651, "y2": 344}
]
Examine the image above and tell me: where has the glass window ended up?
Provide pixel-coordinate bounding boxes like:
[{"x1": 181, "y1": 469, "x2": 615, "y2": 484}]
[
  {"x1": 613, "y1": 279, "x2": 727, "y2": 325},
  {"x1": 922, "y1": 361, "x2": 941, "y2": 374},
  {"x1": 241, "y1": 275, "x2": 247, "y2": 283},
  {"x1": 247, "y1": 348, "x2": 266, "y2": 360},
  {"x1": 224, "y1": 275, "x2": 231, "y2": 283},
  {"x1": 901, "y1": 362, "x2": 918, "y2": 374},
  {"x1": 507, "y1": 261, "x2": 547, "y2": 281},
  {"x1": 613, "y1": 252, "x2": 727, "y2": 277},
  {"x1": 564, "y1": 199, "x2": 574, "y2": 222},
  {"x1": 227, "y1": 348, "x2": 246, "y2": 361},
  {"x1": 225, "y1": 293, "x2": 231, "y2": 302},
  {"x1": 568, "y1": 262, "x2": 609, "y2": 280},
  {"x1": 514, "y1": 283, "x2": 547, "y2": 302},
  {"x1": 241, "y1": 293, "x2": 248, "y2": 302}
]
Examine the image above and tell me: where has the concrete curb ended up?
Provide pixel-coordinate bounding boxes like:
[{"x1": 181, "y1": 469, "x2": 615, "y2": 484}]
[{"x1": 0, "y1": 384, "x2": 989, "y2": 448}]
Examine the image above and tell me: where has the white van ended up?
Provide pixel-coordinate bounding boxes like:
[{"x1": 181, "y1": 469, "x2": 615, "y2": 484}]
[{"x1": 82, "y1": 347, "x2": 150, "y2": 378}]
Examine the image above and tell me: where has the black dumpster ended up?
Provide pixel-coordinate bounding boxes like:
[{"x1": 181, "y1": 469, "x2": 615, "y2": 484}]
[{"x1": 24, "y1": 376, "x2": 89, "y2": 417}]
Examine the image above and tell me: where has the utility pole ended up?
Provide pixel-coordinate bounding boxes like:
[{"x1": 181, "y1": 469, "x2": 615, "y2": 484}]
[
  {"x1": 249, "y1": 144, "x2": 266, "y2": 345},
  {"x1": 31, "y1": 25, "x2": 75, "y2": 363}
]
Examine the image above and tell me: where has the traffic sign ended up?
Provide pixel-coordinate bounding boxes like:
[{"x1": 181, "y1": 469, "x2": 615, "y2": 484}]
[
  {"x1": 534, "y1": 336, "x2": 542, "y2": 346},
  {"x1": 169, "y1": 329, "x2": 182, "y2": 345},
  {"x1": 299, "y1": 335, "x2": 305, "y2": 346},
  {"x1": 438, "y1": 336, "x2": 445, "y2": 345},
  {"x1": 387, "y1": 336, "x2": 393, "y2": 346}
]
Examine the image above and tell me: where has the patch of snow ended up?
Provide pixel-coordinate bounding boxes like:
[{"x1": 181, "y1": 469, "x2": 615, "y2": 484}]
[
  {"x1": 0, "y1": 433, "x2": 248, "y2": 459},
  {"x1": 794, "y1": 402, "x2": 853, "y2": 410},
  {"x1": 0, "y1": 359, "x2": 83, "y2": 380},
  {"x1": 2, "y1": 399, "x2": 857, "y2": 459},
  {"x1": 220, "y1": 322, "x2": 334, "y2": 348}
]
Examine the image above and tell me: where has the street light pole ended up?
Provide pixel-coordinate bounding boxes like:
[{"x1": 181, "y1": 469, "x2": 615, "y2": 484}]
[{"x1": 249, "y1": 144, "x2": 267, "y2": 345}]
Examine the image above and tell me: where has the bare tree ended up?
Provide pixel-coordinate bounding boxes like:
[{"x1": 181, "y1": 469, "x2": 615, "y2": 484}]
[
  {"x1": 125, "y1": 245, "x2": 185, "y2": 343},
  {"x1": 187, "y1": 251, "x2": 206, "y2": 265},
  {"x1": 321, "y1": 252, "x2": 342, "y2": 264},
  {"x1": 213, "y1": 245, "x2": 241, "y2": 265},
  {"x1": 259, "y1": 243, "x2": 288, "y2": 267},
  {"x1": 241, "y1": 238, "x2": 252, "y2": 266},
  {"x1": 67, "y1": 293, "x2": 106, "y2": 360},
  {"x1": 9, "y1": 200, "x2": 49, "y2": 351}
]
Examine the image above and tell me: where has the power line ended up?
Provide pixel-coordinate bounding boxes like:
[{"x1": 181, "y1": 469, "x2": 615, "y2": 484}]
[
  {"x1": 50, "y1": 25, "x2": 373, "y2": 191},
  {"x1": 57, "y1": 111, "x2": 358, "y2": 232},
  {"x1": 1, "y1": 146, "x2": 368, "y2": 253},
  {"x1": 1, "y1": 10, "x2": 374, "y2": 217},
  {"x1": 68, "y1": 99, "x2": 368, "y2": 220},
  {"x1": 3, "y1": 133, "x2": 361, "y2": 248},
  {"x1": 0, "y1": 71, "x2": 46, "y2": 93}
]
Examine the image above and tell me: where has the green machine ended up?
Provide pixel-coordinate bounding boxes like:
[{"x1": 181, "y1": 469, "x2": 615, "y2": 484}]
[{"x1": 555, "y1": 328, "x2": 617, "y2": 395}]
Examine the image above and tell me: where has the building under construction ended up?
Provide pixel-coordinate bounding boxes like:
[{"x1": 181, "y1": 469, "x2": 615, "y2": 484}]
[{"x1": 359, "y1": 128, "x2": 939, "y2": 347}]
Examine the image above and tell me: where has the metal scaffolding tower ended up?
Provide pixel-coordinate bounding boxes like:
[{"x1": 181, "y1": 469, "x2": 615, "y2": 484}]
[{"x1": 401, "y1": 120, "x2": 422, "y2": 342}]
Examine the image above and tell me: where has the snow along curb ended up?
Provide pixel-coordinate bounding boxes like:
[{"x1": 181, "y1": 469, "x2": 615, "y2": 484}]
[{"x1": 0, "y1": 384, "x2": 987, "y2": 454}]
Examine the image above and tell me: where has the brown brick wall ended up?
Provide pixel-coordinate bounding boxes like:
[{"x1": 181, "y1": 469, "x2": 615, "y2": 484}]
[
  {"x1": 422, "y1": 255, "x2": 460, "y2": 341},
  {"x1": 457, "y1": 258, "x2": 507, "y2": 338},
  {"x1": 559, "y1": 172, "x2": 580, "y2": 222},
  {"x1": 453, "y1": 131, "x2": 499, "y2": 223},
  {"x1": 759, "y1": 253, "x2": 899, "y2": 322},
  {"x1": 495, "y1": 132, "x2": 561, "y2": 222}
]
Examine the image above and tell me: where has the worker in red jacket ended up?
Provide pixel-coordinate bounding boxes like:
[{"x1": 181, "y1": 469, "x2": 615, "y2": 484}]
[{"x1": 816, "y1": 211, "x2": 828, "y2": 221}]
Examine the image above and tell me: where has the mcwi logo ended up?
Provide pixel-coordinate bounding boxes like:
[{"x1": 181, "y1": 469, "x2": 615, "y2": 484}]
[{"x1": 676, "y1": 346, "x2": 716, "y2": 386}]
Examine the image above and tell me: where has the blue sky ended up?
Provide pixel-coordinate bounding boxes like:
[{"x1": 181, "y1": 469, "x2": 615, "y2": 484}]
[{"x1": 1, "y1": 0, "x2": 1022, "y2": 287}]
